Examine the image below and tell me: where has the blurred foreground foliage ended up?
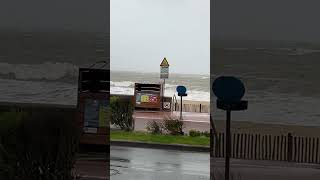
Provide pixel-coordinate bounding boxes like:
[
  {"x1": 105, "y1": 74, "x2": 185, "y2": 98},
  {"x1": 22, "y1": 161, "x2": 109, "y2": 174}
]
[{"x1": 0, "y1": 110, "x2": 80, "y2": 180}]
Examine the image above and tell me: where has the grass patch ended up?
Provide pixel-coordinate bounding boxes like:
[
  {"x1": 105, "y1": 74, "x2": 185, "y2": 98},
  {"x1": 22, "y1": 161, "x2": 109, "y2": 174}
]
[{"x1": 110, "y1": 130, "x2": 210, "y2": 146}]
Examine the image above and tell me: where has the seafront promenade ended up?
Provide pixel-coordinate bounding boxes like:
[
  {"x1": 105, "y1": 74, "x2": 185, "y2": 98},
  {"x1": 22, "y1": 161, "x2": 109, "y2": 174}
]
[{"x1": 133, "y1": 110, "x2": 210, "y2": 133}]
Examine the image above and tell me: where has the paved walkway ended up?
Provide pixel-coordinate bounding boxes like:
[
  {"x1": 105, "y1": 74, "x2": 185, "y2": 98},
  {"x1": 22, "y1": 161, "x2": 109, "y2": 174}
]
[
  {"x1": 133, "y1": 111, "x2": 210, "y2": 132},
  {"x1": 211, "y1": 158, "x2": 320, "y2": 180}
]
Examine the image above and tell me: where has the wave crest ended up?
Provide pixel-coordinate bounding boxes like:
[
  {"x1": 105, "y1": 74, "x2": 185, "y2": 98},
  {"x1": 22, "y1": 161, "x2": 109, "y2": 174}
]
[{"x1": 0, "y1": 62, "x2": 79, "y2": 82}]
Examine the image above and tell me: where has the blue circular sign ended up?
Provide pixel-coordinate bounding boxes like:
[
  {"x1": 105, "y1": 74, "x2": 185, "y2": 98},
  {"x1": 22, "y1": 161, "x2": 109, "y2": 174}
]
[
  {"x1": 212, "y1": 76, "x2": 245, "y2": 102},
  {"x1": 176, "y1": 86, "x2": 187, "y2": 94}
]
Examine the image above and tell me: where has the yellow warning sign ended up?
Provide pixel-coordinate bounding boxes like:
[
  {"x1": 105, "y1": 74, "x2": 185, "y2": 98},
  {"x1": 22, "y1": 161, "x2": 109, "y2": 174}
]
[{"x1": 160, "y1": 57, "x2": 170, "y2": 67}]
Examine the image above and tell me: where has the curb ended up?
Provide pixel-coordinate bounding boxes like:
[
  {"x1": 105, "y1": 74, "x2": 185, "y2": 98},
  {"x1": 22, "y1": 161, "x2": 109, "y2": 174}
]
[{"x1": 111, "y1": 140, "x2": 210, "y2": 152}]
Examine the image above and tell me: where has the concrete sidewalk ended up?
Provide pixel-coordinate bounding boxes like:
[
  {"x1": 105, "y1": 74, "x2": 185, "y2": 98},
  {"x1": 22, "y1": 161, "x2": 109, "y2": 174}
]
[
  {"x1": 133, "y1": 111, "x2": 210, "y2": 132},
  {"x1": 211, "y1": 158, "x2": 320, "y2": 180}
]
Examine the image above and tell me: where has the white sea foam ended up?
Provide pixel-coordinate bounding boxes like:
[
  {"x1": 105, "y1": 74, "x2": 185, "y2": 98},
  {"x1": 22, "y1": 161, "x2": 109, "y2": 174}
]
[
  {"x1": 110, "y1": 81, "x2": 134, "y2": 87},
  {"x1": 110, "y1": 81, "x2": 210, "y2": 102},
  {"x1": 0, "y1": 62, "x2": 78, "y2": 81}
]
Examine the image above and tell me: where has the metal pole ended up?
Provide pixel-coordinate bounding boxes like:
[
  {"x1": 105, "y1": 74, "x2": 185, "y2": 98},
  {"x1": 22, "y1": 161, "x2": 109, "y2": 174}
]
[
  {"x1": 180, "y1": 96, "x2": 183, "y2": 120},
  {"x1": 162, "y1": 79, "x2": 165, "y2": 110},
  {"x1": 225, "y1": 110, "x2": 231, "y2": 180}
]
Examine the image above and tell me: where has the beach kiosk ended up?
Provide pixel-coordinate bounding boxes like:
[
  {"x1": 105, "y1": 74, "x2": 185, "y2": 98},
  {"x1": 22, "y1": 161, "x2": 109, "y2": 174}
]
[
  {"x1": 77, "y1": 68, "x2": 109, "y2": 145},
  {"x1": 134, "y1": 83, "x2": 162, "y2": 110}
]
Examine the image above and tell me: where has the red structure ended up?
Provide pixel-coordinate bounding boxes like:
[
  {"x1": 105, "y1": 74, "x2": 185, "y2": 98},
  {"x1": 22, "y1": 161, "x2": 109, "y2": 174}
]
[
  {"x1": 134, "y1": 83, "x2": 162, "y2": 110},
  {"x1": 77, "y1": 68, "x2": 109, "y2": 145}
]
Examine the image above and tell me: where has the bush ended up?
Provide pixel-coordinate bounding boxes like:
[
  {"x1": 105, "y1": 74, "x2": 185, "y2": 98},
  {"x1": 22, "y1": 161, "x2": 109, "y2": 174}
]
[
  {"x1": 189, "y1": 129, "x2": 202, "y2": 137},
  {"x1": 163, "y1": 116, "x2": 184, "y2": 135},
  {"x1": 0, "y1": 110, "x2": 80, "y2": 180},
  {"x1": 202, "y1": 131, "x2": 210, "y2": 137},
  {"x1": 146, "y1": 120, "x2": 164, "y2": 134},
  {"x1": 110, "y1": 96, "x2": 134, "y2": 131}
]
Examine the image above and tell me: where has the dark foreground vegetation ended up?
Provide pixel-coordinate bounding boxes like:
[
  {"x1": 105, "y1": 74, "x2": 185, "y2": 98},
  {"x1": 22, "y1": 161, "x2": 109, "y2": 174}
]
[{"x1": 0, "y1": 110, "x2": 80, "y2": 180}]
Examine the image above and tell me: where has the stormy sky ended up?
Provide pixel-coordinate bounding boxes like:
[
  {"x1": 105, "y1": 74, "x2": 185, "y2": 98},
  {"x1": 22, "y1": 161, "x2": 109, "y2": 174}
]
[
  {"x1": 213, "y1": 0, "x2": 320, "y2": 42},
  {"x1": 111, "y1": 0, "x2": 210, "y2": 74},
  {"x1": 0, "y1": 0, "x2": 109, "y2": 32}
]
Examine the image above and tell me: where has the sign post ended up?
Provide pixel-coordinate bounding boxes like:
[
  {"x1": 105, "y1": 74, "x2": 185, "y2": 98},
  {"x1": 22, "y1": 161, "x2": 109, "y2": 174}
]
[
  {"x1": 176, "y1": 86, "x2": 187, "y2": 120},
  {"x1": 160, "y1": 57, "x2": 169, "y2": 110},
  {"x1": 212, "y1": 76, "x2": 248, "y2": 180}
]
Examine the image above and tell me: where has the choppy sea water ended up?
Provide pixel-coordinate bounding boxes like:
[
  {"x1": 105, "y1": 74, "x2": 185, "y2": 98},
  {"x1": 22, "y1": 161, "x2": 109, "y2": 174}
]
[
  {"x1": 1, "y1": 32, "x2": 320, "y2": 126},
  {"x1": 212, "y1": 43, "x2": 320, "y2": 126},
  {"x1": 0, "y1": 62, "x2": 210, "y2": 105},
  {"x1": 111, "y1": 71, "x2": 210, "y2": 102}
]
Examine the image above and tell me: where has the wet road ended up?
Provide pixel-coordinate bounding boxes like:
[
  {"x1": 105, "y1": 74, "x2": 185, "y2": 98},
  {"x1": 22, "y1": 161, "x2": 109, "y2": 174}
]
[{"x1": 110, "y1": 146, "x2": 210, "y2": 180}]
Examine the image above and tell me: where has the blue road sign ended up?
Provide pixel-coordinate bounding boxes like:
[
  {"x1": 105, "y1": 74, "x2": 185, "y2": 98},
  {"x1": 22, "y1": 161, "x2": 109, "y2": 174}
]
[
  {"x1": 212, "y1": 76, "x2": 245, "y2": 102},
  {"x1": 176, "y1": 86, "x2": 187, "y2": 94}
]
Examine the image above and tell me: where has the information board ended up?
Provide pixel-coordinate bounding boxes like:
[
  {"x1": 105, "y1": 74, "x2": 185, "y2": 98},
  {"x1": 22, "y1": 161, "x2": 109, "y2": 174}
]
[
  {"x1": 160, "y1": 58, "x2": 169, "y2": 79},
  {"x1": 134, "y1": 83, "x2": 161, "y2": 109},
  {"x1": 136, "y1": 93, "x2": 159, "y2": 104},
  {"x1": 83, "y1": 99, "x2": 108, "y2": 133}
]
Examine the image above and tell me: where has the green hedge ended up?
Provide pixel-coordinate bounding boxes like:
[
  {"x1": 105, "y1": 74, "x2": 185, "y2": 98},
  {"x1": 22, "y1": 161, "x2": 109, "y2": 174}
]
[{"x1": 110, "y1": 96, "x2": 134, "y2": 131}]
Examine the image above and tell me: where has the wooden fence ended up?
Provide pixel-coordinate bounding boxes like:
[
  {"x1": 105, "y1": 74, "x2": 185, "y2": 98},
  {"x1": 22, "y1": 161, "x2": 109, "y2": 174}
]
[
  {"x1": 173, "y1": 102, "x2": 210, "y2": 113},
  {"x1": 210, "y1": 132, "x2": 320, "y2": 164}
]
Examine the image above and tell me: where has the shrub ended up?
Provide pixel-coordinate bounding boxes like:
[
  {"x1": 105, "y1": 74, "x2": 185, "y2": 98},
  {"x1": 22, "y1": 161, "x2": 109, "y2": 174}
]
[
  {"x1": 163, "y1": 116, "x2": 184, "y2": 135},
  {"x1": 0, "y1": 110, "x2": 80, "y2": 180},
  {"x1": 110, "y1": 96, "x2": 135, "y2": 131},
  {"x1": 189, "y1": 129, "x2": 202, "y2": 137},
  {"x1": 146, "y1": 120, "x2": 164, "y2": 134},
  {"x1": 202, "y1": 131, "x2": 210, "y2": 137}
]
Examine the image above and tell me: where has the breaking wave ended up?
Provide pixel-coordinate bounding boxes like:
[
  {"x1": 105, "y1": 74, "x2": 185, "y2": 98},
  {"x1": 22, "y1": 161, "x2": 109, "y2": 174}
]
[{"x1": 0, "y1": 62, "x2": 79, "y2": 82}]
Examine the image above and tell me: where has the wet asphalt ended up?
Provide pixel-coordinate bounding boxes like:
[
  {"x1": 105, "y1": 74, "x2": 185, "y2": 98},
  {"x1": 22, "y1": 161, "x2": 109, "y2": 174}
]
[{"x1": 110, "y1": 145, "x2": 210, "y2": 180}]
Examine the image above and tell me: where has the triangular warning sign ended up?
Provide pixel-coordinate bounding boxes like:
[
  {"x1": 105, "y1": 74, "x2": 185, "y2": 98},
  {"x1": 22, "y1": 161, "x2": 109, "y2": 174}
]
[{"x1": 160, "y1": 57, "x2": 170, "y2": 67}]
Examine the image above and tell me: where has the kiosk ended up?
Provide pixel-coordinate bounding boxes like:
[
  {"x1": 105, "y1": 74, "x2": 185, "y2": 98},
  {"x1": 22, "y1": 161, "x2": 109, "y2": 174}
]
[
  {"x1": 134, "y1": 83, "x2": 161, "y2": 110},
  {"x1": 77, "y1": 68, "x2": 109, "y2": 145}
]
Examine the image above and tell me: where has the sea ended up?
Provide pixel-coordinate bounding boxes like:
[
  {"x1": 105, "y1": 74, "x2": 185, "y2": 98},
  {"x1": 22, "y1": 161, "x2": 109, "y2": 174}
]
[
  {"x1": 212, "y1": 40, "x2": 320, "y2": 126},
  {"x1": 111, "y1": 71, "x2": 210, "y2": 102},
  {"x1": 0, "y1": 65, "x2": 210, "y2": 105},
  {"x1": 1, "y1": 32, "x2": 320, "y2": 126}
]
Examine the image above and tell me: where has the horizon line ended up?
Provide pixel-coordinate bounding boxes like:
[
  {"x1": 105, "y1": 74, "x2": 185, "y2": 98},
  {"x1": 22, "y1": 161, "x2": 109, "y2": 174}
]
[{"x1": 111, "y1": 69, "x2": 210, "y2": 76}]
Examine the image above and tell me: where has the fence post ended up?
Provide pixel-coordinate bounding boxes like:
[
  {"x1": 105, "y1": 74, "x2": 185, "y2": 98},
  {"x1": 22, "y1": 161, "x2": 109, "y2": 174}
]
[
  {"x1": 210, "y1": 128, "x2": 213, "y2": 157},
  {"x1": 288, "y1": 133, "x2": 293, "y2": 162}
]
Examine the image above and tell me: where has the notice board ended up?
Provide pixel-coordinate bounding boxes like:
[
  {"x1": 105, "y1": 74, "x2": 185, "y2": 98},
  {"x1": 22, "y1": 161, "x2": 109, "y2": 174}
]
[
  {"x1": 83, "y1": 99, "x2": 107, "y2": 133},
  {"x1": 134, "y1": 83, "x2": 161, "y2": 109}
]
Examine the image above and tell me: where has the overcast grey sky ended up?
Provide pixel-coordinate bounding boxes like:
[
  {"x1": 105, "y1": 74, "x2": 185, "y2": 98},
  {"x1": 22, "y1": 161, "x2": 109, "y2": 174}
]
[
  {"x1": 0, "y1": 0, "x2": 108, "y2": 32},
  {"x1": 213, "y1": 0, "x2": 320, "y2": 42},
  {"x1": 111, "y1": 0, "x2": 210, "y2": 75}
]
